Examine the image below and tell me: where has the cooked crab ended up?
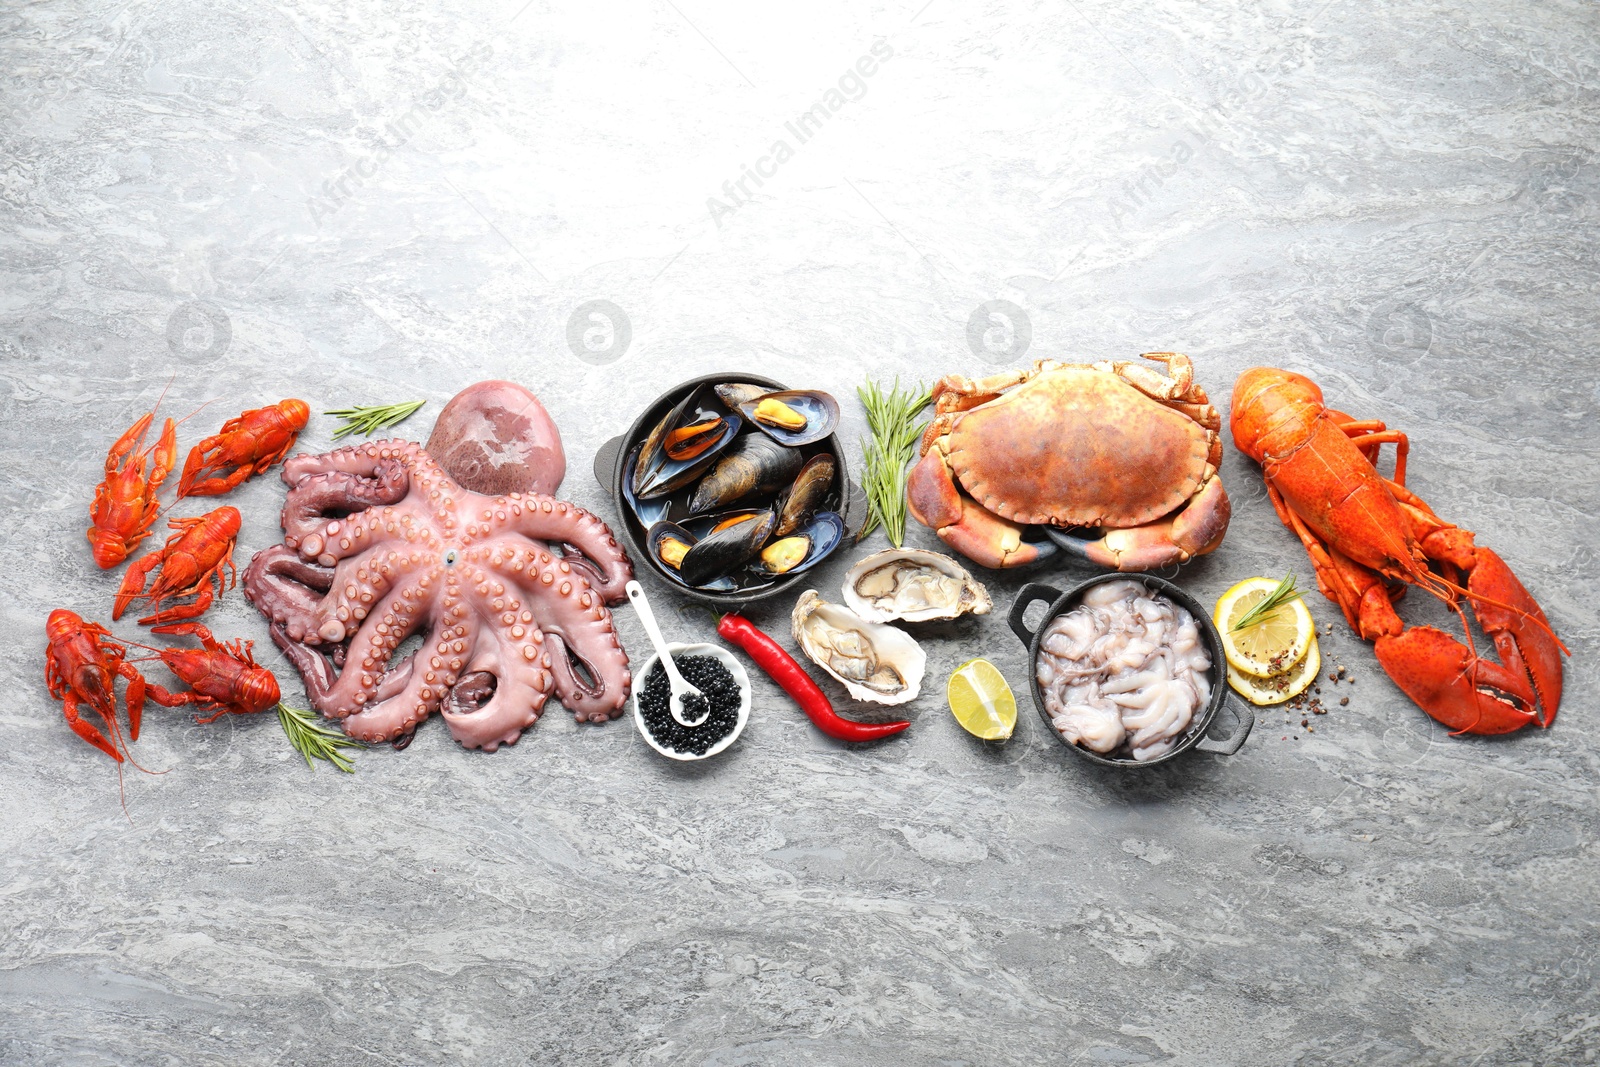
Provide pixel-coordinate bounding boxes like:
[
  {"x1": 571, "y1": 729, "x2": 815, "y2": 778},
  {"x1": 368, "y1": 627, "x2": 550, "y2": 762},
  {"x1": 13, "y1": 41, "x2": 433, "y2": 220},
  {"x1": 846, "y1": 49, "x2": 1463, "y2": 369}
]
[{"x1": 905, "y1": 353, "x2": 1231, "y2": 570}]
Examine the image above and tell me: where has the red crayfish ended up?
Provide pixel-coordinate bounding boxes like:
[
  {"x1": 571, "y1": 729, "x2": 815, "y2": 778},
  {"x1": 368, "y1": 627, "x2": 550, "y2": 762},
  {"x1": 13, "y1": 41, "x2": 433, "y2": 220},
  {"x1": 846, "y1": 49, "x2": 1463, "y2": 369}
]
[
  {"x1": 146, "y1": 623, "x2": 281, "y2": 722},
  {"x1": 1230, "y1": 367, "x2": 1566, "y2": 735},
  {"x1": 44, "y1": 609, "x2": 148, "y2": 761},
  {"x1": 88, "y1": 409, "x2": 178, "y2": 569},
  {"x1": 178, "y1": 399, "x2": 309, "y2": 497},
  {"x1": 113, "y1": 506, "x2": 240, "y2": 625}
]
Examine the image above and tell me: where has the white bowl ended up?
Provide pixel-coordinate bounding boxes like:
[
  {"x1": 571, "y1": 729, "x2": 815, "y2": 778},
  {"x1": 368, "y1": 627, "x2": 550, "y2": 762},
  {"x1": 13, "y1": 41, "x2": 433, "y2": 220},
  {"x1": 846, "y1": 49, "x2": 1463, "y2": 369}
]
[{"x1": 631, "y1": 642, "x2": 751, "y2": 761}]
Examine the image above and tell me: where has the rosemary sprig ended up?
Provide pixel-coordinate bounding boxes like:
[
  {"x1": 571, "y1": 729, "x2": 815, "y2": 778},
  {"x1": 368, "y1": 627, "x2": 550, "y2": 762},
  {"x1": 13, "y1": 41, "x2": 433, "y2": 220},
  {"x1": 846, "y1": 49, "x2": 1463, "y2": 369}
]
[
  {"x1": 324, "y1": 400, "x2": 426, "y2": 441},
  {"x1": 276, "y1": 702, "x2": 364, "y2": 772},
  {"x1": 856, "y1": 378, "x2": 932, "y2": 547},
  {"x1": 1231, "y1": 573, "x2": 1304, "y2": 632}
]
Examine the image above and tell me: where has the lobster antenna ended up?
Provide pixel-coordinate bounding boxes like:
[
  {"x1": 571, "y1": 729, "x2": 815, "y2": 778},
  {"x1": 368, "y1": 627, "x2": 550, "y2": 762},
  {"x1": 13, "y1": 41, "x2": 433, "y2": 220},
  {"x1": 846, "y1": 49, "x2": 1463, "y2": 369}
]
[{"x1": 1412, "y1": 567, "x2": 1568, "y2": 655}]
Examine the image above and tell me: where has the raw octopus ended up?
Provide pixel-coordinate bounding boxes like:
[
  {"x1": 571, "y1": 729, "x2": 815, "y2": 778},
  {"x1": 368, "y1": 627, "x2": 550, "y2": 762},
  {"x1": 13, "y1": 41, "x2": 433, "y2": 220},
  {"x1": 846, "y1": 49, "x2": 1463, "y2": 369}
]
[
  {"x1": 1034, "y1": 580, "x2": 1211, "y2": 761},
  {"x1": 243, "y1": 439, "x2": 633, "y2": 750}
]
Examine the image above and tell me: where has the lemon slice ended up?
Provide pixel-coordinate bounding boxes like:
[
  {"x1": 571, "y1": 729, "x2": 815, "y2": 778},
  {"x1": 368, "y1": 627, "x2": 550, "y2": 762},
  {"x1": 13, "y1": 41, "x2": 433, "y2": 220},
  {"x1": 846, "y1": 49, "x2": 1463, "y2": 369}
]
[
  {"x1": 1226, "y1": 633, "x2": 1321, "y2": 706},
  {"x1": 947, "y1": 658, "x2": 1016, "y2": 740},
  {"x1": 1214, "y1": 577, "x2": 1315, "y2": 679}
]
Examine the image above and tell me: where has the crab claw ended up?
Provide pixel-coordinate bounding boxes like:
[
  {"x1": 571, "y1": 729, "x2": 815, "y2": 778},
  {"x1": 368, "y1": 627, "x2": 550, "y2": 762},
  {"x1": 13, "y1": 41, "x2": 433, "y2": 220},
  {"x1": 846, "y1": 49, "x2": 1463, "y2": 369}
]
[
  {"x1": 1048, "y1": 472, "x2": 1231, "y2": 571},
  {"x1": 906, "y1": 448, "x2": 1054, "y2": 568},
  {"x1": 1374, "y1": 626, "x2": 1539, "y2": 736}
]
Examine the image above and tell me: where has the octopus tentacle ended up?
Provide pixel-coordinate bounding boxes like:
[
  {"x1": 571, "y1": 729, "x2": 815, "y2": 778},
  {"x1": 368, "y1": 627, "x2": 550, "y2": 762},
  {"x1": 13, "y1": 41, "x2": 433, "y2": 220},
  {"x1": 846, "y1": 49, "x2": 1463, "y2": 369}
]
[
  {"x1": 282, "y1": 464, "x2": 410, "y2": 551},
  {"x1": 341, "y1": 622, "x2": 456, "y2": 742},
  {"x1": 282, "y1": 439, "x2": 418, "y2": 484},
  {"x1": 485, "y1": 499, "x2": 633, "y2": 604},
  {"x1": 309, "y1": 548, "x2": 409, "y2": 643},
  {"x1": 245, "y1": 436, "x2": 634, "y2": 751},
  {"x1": 295, "y1": 581, "x2": 426, "y2": 718},
  {"x1": 438, "y1": 633, "x2": 555, "y2": 750},
  {"x1": 503, "y1": 558, "x2": 629, "y2": 723},
  {"x1": 243, "y1": 546, "x2": 334, "y2": 643}
]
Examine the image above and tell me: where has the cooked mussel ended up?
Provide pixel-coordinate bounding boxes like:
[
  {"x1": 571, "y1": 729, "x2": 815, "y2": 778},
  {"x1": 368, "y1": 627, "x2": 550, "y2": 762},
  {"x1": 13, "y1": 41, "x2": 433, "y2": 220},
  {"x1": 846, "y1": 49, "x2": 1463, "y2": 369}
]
[
  {"x1": 774, "y1": 454, "x2": 836, "y2": 537},
  {"x1": 645, "y1": 521, "x2": 740, "y2": 592},
  {"x1": 633, "y1": 386, "x2": 743, "y2": 499},
  {"x1": 688, "y1": 434, "x2": 802, "y2": 515},
  {"x1": 664, "y1": 416, "x2": 731, "y2": 462},
  {"x1": 679, "y1": 509, "x2": 776, "y2": 587},
  {"x1": 622, "y1": 446, "x2": 673, "y2": 527},
  {"x1": 753, "y1": 512, "x2": 844, "y2": 576},
  {"x1": 737, "y1": 389, "x2": 839, "y2": 447},
  {"x1": 714, "y1": 383, "x2": 770, "y2": 410}
]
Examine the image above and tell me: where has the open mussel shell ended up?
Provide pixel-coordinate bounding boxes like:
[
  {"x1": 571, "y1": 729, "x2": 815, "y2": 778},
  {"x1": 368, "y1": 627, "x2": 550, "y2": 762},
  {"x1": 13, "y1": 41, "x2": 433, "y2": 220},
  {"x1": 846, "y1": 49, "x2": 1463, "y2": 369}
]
[
  {"x1": 679, "y1": 509, "x2": 776, "y2": 588},
  {"x1": 622, "y1": 446, "x2": 674, "y2": 527},
  {"x1": 633, "y1": 385, "x2": 743, "y2": 500},
  {"x1": 688, "y1": 434, "x2": 802, "y2": 515},
  {"x1": 737, "y1": 390, "x2": 840, "y2": 447},
  {"x1": 645, "y1": 521, "x2": 741, "y2": 592},
  {"x1": 714, "y1": 383, "x2": 771, "y2": 410},
  {"x1": 754, "y1": 512, "x2": 845, "y2": 576},
  {"x1": 774, "y1": 454, "x2": 837, "y2": 537}
]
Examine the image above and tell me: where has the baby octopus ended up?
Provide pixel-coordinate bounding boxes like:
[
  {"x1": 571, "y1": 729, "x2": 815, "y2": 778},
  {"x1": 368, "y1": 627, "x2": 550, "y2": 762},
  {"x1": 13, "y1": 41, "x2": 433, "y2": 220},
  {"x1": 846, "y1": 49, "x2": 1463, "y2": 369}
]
[{"x1": 243, "y1": 440, "x2": 634, "y2": 750}]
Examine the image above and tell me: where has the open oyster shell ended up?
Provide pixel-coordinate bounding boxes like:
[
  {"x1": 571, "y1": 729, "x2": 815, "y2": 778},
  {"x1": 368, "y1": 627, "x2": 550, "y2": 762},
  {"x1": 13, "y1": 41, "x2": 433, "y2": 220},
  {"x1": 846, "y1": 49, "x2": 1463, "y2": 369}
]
[
  {"x1": 841, "y1": 549, "x2": 993, "y2": 623},
  {"x1": 791, "y1": 590, "x2": 926, "y2": 706}
]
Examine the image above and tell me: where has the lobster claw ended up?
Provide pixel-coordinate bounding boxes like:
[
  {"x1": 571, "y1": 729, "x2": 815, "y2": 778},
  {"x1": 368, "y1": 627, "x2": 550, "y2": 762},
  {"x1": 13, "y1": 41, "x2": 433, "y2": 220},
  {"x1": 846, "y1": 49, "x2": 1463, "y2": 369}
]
[
  {"x1": 1466, "y1": 547, "x2": 1564, "y2": 727},
  {"x1": 1374, "y1": 627, "x2": 1539, "y2": 736}
]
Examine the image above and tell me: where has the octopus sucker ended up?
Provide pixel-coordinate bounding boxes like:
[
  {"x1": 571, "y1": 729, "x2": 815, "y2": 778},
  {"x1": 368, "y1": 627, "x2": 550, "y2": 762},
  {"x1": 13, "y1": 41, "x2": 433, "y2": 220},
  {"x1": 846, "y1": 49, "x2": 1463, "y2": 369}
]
[{"x1": 245, "y1": 438, "x2": 634, "y2": 750}]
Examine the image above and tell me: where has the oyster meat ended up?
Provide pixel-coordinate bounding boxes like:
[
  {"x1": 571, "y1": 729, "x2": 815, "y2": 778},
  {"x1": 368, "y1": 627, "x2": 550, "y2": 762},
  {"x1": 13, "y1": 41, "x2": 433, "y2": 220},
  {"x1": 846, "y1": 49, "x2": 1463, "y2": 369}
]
[
  {"x1": 842, "y1": 549, "x2": 992, "y2": 623},
  {"x1": 791, "y1": 590, "x2": 926, "y2": 706}
]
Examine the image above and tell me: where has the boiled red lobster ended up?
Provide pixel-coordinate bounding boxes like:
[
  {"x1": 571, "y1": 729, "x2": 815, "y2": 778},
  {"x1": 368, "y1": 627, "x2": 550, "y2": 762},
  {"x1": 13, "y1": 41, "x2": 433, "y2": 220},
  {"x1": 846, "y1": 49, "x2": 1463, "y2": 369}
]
[{"x1": 1230, "y1": 368, "x2": 1565, "y2": 735}]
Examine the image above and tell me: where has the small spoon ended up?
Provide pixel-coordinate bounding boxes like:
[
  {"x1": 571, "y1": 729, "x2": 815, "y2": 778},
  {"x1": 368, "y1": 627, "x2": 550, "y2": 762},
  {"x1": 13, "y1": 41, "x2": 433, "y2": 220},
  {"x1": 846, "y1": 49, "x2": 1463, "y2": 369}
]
[{"x1": 625, "y1": 580, "x2": 709, "y2": 727}]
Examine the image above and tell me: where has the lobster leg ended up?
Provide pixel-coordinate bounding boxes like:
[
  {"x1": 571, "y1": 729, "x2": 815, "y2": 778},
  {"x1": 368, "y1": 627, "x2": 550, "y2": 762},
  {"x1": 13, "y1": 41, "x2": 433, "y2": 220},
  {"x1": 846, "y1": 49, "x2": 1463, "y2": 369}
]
[
  {"x1": 1374, "y1": 627, "x2": 1538, "y2": 736},
  {"x1": 1378, "y1": 480, "x2": 1565, "y2": 727},
  {"x1": 1461, "y1": 547, "x2": 1563, "y2": 727},
  {"x1": 117, "y1": 661, "x2": 146, "y2": 741}
]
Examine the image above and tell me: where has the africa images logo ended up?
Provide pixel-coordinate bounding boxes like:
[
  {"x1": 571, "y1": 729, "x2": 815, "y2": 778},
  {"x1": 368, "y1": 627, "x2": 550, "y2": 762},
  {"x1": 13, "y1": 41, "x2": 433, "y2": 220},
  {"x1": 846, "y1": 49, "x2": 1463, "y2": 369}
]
[{"x1": 706, "y1": 40, "x2": 894, "y2": 227}]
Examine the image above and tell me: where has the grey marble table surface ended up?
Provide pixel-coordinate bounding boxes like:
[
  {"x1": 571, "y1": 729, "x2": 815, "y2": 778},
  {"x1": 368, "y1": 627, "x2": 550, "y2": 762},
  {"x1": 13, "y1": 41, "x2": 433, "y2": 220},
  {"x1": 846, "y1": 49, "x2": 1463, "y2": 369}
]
[{"x1": 2, "y1": 1, "x2": 1597, "y2": 1064}]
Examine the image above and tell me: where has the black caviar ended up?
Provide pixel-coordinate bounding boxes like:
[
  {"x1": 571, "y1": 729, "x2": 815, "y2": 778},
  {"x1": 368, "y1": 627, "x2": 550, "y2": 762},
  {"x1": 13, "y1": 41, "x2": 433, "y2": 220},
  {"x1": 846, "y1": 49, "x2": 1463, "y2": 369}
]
[{"x1": 639, "y1": 655, "x2": 742, "y2": 756}]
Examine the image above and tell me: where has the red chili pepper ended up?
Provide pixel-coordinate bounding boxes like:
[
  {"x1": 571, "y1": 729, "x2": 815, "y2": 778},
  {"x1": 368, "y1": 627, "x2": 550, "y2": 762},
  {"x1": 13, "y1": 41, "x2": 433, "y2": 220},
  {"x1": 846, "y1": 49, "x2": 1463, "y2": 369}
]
[{"x1": 717, "y1": 613, "x2": 910, "y2": 742}]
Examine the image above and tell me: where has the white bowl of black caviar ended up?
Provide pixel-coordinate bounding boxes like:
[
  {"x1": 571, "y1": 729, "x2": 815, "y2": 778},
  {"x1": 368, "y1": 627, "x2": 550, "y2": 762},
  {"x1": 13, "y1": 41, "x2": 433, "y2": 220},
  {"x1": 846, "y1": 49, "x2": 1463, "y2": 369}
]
[{"x1": 632, "y1": 643, "x2": 752, "y2": 760}]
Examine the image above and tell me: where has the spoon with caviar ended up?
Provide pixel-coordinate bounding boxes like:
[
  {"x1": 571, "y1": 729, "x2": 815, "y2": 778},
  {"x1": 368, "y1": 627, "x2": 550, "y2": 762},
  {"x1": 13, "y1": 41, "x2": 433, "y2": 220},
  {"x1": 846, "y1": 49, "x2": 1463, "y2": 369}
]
[{"x1": 625, "y1": 581, "x2": 710, "y2": 727}]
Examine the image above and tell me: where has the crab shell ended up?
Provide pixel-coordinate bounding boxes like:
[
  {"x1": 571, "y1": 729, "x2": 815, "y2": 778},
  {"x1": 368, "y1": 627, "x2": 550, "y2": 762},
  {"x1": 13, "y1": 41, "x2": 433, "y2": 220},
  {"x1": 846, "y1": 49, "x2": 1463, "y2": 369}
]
[{"x1": 944, "y1": 365, "x2": 1214, "y2": 529}]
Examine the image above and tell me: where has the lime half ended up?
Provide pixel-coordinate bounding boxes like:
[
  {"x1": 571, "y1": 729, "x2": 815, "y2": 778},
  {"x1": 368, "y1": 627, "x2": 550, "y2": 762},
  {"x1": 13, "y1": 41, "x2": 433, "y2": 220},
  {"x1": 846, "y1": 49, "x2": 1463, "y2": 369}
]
[{"x1": 947, "y1": 658, "x2": 1017, "y2": 741}]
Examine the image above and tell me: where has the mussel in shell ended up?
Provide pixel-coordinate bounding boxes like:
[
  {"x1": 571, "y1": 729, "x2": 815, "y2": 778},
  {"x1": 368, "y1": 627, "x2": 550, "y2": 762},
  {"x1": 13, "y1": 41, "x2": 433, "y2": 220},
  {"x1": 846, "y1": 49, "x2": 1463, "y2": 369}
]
[
  {"x1": 774, "y1": 454, "x2": 836, "y2": 537},
  {"x1": 714, "y1": 383, "x2": 770, "y2": 410},
  {"x1": 680, "y1": 509, "x2": 775, "y2": 587},
  {"x1": 689, "y1": 434, "x2": 802, "y2": 515},
  {"x1": 753, "y1": 512, "x2": 845, "y2": 576},
  {"x1": 737, "y1": 389, "x2": 839, "y2": 447},
  {"x1": 646, "y1": 520, "x2": 741, "y2": 592},
  {"x1": 622, "y1": 446, "x2": 673, "y2": 527},
  {"x1": 665, "y1": 416, "x2": 731, "y2": 461},
  {"x1": 633, "y1": 386, "x2": 742, "y2": 499}
]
